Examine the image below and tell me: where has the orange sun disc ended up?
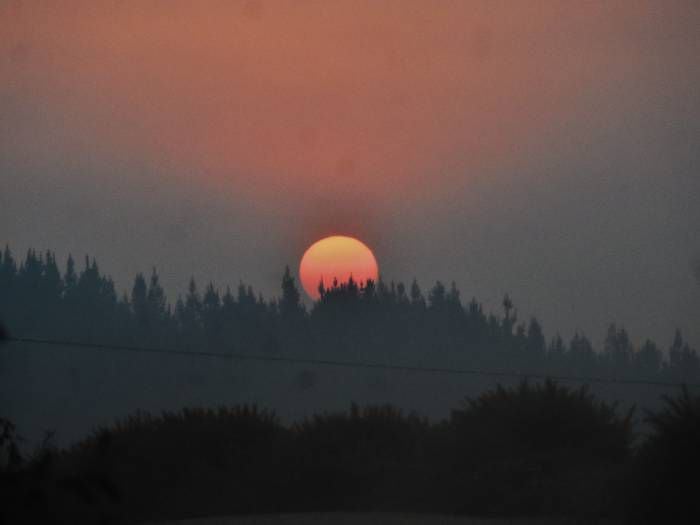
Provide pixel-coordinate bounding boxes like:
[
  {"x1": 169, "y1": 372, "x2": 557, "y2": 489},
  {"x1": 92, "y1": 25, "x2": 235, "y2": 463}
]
[{"x1": 299, "y1": 236, "x2": 379, "y2": 300}]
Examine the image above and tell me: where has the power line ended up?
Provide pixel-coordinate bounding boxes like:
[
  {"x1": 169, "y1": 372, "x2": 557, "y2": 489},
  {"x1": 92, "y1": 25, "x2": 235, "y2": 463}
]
[{"x1": 5, "y1": 336, "x2": 700, "y2": 389}]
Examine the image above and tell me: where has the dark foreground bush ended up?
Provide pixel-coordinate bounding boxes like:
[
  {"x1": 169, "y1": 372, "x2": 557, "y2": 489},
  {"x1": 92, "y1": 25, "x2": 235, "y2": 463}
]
[
  {"x1": 71, "y1": 406, "x2": 288, "y2": 522},
  {"x1": 628, "y1": 387, "x2": 700, "y2": 524},
  {"x1": 288, "y1": 404, "x2": 435, "y2": 512},
  {"x1": 446, "y1": 380, "x2": 633, "y2": 517},
  {"x1": 2, "y1": 381, "x2": 639, "y2": 524},
  {"x1": 1, "y1": 417, "x2": 121, "y2": 525}
]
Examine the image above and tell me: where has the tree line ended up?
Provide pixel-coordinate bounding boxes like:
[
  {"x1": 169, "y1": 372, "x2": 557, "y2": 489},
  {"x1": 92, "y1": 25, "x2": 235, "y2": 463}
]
[
  {"x1": 2, "y1": 381, "x2": 699, "y2": 523},
  {"x1": 1, "y1": 246, "x2": 698, "y2": 384}
]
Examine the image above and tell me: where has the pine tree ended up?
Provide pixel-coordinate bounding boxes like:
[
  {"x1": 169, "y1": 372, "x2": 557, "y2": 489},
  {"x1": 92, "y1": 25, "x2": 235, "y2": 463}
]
[
  {"x1": 147, "y1": 268, "x2": 166, "y2": 323},
  {"x1": 526, "y1": 318, "x2": 546, "y2": 362},
  {"x1": 428, "y1": 281, "x2": 446, "y2": 309},
  {"x1": 409, "y1": 279, "x2": 425, "y2": 308},
  {"x1": 279, "y1": 266, "x2": 301, "y2": 317},
  {"x1": 64, "y1": 255, "x2": 77, "y2": 296}
]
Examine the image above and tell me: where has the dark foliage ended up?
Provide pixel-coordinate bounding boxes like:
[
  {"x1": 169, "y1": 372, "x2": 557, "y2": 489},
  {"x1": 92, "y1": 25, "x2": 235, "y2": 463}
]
[
  {"x1": 1, "y1": 246, "x2": 697, "y2": 386},
  {"x1": 289, "y1": 404, "x2": 435, "y2": 512},
  {"x1": 2, "y1": 382, "x2": 637, "y2": 523},
  {"x1": 0, "y1": 417, "x2": 22, "y2": 472},
  {"x1": 0, "y1": 417, "x2": 121, "y2": 525},
  {"x1": 1, "y1": 246, "x2": 698, "y2": 522},
  {"x1": 629, "y1": 387, "x2": 700, "y2": 524},
  {"x1": 68, "y1": 406, "x2": 287, "y2": 521},
  {"x1": 447, "y1": 380, "x2": 633, "y2": 517}
]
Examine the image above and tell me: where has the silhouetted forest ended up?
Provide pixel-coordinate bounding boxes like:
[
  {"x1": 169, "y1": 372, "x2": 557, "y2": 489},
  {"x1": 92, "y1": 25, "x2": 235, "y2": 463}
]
[
  {"x1": 2, "y1": 247, "x2": 700, "y2": 523},
  {"x1": 2, "y1": 382, "x2": 699, "y2": 524},
  {"x1": 1, "y1": 247, "x2": 697, "y2": 383}
]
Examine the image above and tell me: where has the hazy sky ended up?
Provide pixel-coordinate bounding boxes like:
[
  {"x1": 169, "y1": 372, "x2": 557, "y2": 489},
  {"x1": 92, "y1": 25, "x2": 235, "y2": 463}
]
[{"x1": 1, "y1": 0, "x2": 699, "y2": 347}]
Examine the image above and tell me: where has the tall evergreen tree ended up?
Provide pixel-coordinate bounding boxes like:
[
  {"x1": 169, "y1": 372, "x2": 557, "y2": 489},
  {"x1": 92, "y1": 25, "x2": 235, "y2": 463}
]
[{"x1": 279, "y1": 266, "x2": 302, "y2": 318}]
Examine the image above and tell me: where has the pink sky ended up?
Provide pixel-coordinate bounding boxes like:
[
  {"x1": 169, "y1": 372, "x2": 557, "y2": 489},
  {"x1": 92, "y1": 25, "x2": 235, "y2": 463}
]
[{"x1": 4, "y1": 1, "x2": 691, "y2": 201}]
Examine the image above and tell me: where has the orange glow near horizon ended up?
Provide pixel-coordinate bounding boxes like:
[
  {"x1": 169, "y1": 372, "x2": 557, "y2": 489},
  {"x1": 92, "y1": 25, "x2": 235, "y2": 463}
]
[{"x1": 299, "y1": 236, "x2": 379, "y2": 300}]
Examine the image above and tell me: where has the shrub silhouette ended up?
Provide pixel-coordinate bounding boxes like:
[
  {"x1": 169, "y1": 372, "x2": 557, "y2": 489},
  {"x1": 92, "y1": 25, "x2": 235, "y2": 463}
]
[
  {"x1": 289, "y1": 404, "x2": 433, "y2": 511},
  {"x1": 68, "y1": 406, "x2": 287, "y2": 521},
  {"x1": 630, "y1": 387, "x2": 700, "y2": 524},
  {"x1": 447, "y1": 380, "x2": 633, "y2": 517},
  {"x1": 4, "y1": 389, "x2": 639, "y2": 522},
  {"x1": 0, "y1": 419, "x2": 121, "y2": 525},
  {"x1": 64, "y1": 404, "x2": 439, "y2": 519}
]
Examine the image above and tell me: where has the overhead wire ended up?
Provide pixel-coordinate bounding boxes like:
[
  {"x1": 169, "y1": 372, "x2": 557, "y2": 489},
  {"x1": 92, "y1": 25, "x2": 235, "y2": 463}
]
[{"x1": 5, "y1": 336, "x2": 699, "y2": 389}]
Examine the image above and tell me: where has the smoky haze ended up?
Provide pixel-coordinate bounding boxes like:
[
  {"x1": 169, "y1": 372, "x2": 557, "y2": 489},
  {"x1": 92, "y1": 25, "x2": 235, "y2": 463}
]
[
  {"x1": 3, "y1": 5, "x2": 700, "y2": 523},
  {"x1": 1, "y1": 0, "x2": 699, "y2": 348}
]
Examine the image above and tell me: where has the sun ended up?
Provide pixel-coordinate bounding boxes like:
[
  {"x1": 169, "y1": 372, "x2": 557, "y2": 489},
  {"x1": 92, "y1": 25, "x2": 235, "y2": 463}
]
[{"x1": 299, "y1": 236, "x2": 379, "y2": 300}]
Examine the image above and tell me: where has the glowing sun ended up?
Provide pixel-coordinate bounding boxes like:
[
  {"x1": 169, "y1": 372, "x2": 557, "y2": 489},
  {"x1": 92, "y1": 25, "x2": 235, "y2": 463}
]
[{"x1": 299, "y1": 236, "x2": 379, "y2": 300}]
